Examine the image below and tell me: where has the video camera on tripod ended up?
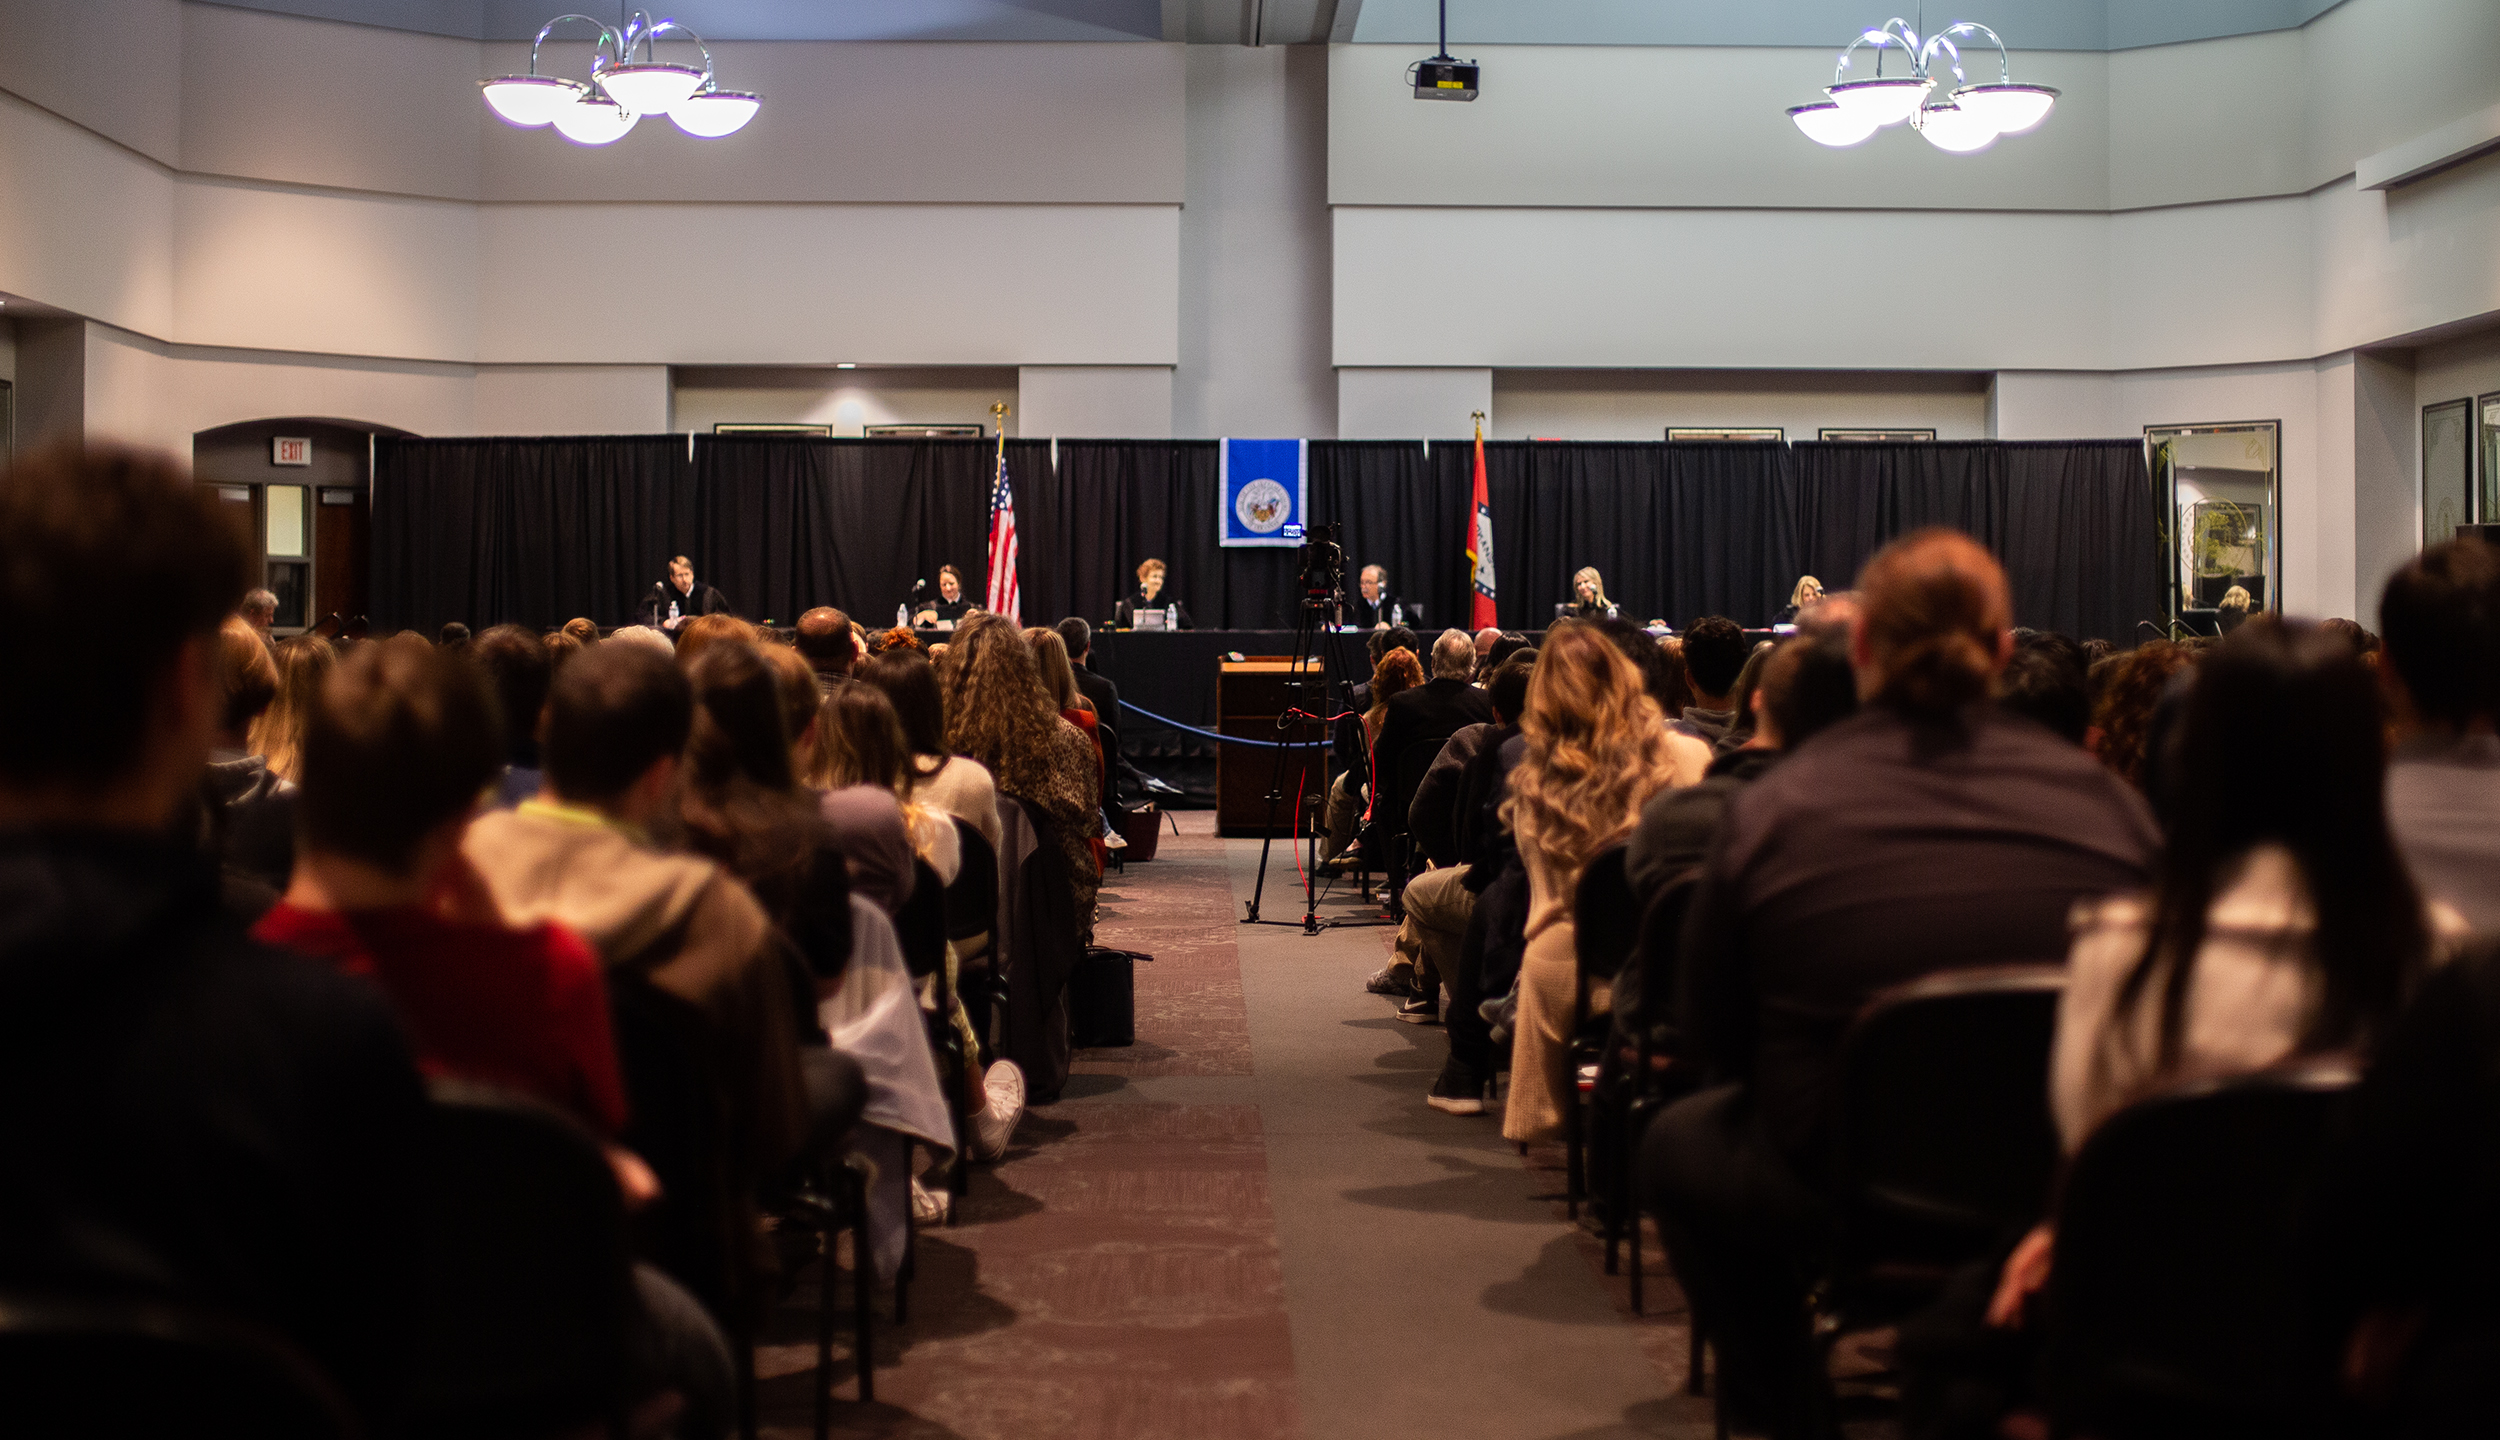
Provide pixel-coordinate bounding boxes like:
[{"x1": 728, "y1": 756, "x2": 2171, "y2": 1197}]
[{"x1": 1296, "y1": 521, "x2": 1345, "y2": 606}]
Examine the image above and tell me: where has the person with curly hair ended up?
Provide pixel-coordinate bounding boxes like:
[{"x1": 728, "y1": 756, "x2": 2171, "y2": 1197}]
[
  {"x1": 940, "y1": 614, "x2": 1103, "y2": 931},
  {"x1": 2088, "y1": 639, "x2": 2194, "y2": 795},
  {"x1": 1500, "y1": 622, "x2": 1688, "y2": 1145},
  {"x1": 867, "y1": 626, "x2": 925, "y2": 659}
]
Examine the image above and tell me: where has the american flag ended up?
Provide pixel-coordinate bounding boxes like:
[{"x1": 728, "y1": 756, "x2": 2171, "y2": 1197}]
[{"x1": 985, "y1": 443, "x2": 1021, "y2": 624}]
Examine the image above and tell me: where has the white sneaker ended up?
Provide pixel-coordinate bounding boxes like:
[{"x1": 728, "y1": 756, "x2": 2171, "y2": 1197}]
[
  {"x1": 910, "y1": 1177, "x2": 951, "y2": 1225},
  {"x1": 971, "y1": 1059, "x2": 1026, "y2": 1160}
]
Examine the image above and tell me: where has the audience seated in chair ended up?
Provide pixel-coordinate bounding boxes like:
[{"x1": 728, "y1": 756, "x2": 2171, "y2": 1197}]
[
  {"x1": 1642, "y1": 529, "x2": 2158, "y2": 1432},
  {"x1": 0, "y1": 444, "x2": 429, "y2": 1426},
  {"x1": 463, "y1": 642, "x2": 811, "y2": 1327},
  {"x1": 250, "y1": 638, "x2": 736, "y2": 1436},
  {"x1": 1384, "y1": 654, "x2": 1527, "y2": 1083},
  {"x1": 1501, "y1": 622, "x2": 1691, "y2": 1147},
  {"x1": 2377, "y1": 536, "x2": 2500, "y2": 932},
  {"x1": 940, "y1": 614, "x2": 1103, "y2": 943}
]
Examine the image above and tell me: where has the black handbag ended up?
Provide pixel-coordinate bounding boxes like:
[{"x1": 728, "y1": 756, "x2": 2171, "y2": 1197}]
[{"x1": 1069, "y1": 947, "x2": 1152, "y2": 1049}]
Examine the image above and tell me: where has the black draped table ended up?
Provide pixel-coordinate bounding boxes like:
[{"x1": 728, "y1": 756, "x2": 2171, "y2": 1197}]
[{"x1": 1087, "y1": 624, "x2": 1785, "y2": 781}]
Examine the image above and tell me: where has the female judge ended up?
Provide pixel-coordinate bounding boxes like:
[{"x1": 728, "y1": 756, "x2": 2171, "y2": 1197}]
[
  {"x1": 1772, "y1": 574, "x2": 1824, "y2": 625},
  {"x1": 1117, "y1": 557, "x2": 1193, "y2": 630},
  {"x1": 912, "y1": 564, "x2": 976, "y2": 629},
  {"x1": 1565, "y1": 567, "x2": 1618, "y2": 620}
]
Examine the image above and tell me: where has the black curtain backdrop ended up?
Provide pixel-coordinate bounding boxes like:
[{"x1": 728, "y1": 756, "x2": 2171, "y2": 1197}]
[
  {"x1": 372, "y1": 435, "x2": 2161, "y2": 643},
  {"x1": 1028, "y1": 440, "x2": 1306, "y2": 631},
  {"x1": 1443, "y1": 440, "x2": 1798, "y2": 632},
  {"x1": 371, "y1": 435, "x2": 693, "y2": 636},
  {"x1": 1785, "y1": 439, "x2": 2160, "y2": 642},
  {"x1": 688, "y1": 436, "x2": 1053, "y2": 629},
  {"x1": 1309, "y1": 440, "x2": 1471, "y2": 632}
]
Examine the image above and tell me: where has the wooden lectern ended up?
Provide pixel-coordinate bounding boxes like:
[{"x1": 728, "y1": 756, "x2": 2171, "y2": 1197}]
[{"x1": 1215, "y1": 657, "x2": 1330, "y2": 836}]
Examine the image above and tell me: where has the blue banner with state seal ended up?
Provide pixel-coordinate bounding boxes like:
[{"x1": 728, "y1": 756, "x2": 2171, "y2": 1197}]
[{"x1": 1217, "y1": 438, "x2": 1308, "y2": 548}]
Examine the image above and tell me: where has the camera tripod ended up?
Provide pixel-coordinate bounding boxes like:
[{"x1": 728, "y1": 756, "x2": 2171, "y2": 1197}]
[{"x1": 1242, "y1": 525, "x2": 1392, "y2": 935}]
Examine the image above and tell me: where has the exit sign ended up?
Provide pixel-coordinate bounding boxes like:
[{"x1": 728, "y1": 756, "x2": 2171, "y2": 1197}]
[{"x1": 272, "y1": 436, "x2": 312, "y2": 466}]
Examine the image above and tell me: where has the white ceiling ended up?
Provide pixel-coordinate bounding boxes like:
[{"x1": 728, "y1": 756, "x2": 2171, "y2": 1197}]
[{"x1": 200, "y1": 0, "x2": 2350, "y2": 48}]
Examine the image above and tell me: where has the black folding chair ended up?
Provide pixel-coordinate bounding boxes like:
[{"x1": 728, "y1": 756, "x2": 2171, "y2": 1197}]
[
  {"x1": 0, "y1": 1293, "x2": 362, "y2": 1440},
  {"x1": 1606, "y1": 871, "x2": 1705, "y2": 1325},
  {"x1": 407, "y1": 1079, "x2": 638, "y2": 1440},
  {"x1": 947, "y1": 820, "x2": 1003, "y2": 1071},
  {"x1": 609, "y1": 975, "x2": 875, "y2": 1438},
  {"x1": 1566, "y1": 843, "x2": 1639, "y2": 1218},
  {"x1": 1800, "y1": 965, "x2": 2067, "y2": 1435},
  {"x1": 2045, "y1": 1061, "x2": 2359, "y2": 1440}
]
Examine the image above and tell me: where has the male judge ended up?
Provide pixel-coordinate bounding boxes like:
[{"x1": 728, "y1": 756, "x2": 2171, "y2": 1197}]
[
  {"x1": 1349, "y1": 565, "x2": 1411, "y2": 630},
  {"x1": 642, "y1": 555, "x2": 729, "y2": 632}
]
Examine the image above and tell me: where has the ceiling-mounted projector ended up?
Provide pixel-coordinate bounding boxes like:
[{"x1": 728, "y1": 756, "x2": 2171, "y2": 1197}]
[
  {"x1": 1408, "y1": 0, "x2": 1476, "y2": 101},
  {"x1": 1412, "y1": 58, "x2": 1478, "y2": 101}
]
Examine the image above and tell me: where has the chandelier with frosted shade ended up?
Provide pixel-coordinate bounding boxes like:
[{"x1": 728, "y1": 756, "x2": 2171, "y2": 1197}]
[
  {"x1": 1786, "y1": 18, "x2": 2056, "y2": 155},
  {"x1": 482, "y1": 12, "x2": 761, "y2": 145}
]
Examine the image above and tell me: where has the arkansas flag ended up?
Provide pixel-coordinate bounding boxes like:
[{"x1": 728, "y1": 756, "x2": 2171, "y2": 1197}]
[{"x1": 1467, "y1": 428, "x2": 1497, "y2": 630}]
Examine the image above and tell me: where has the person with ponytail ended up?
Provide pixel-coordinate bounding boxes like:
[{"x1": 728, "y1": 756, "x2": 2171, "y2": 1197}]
[{"x1": 1639, "y1": 529, "x2": 2158, "y2": 1430}]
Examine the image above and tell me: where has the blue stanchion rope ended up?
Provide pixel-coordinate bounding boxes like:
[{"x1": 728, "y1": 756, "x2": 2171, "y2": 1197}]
[{"x1": 1118, "y1": 698, "x2": 1328, "y2": 749}]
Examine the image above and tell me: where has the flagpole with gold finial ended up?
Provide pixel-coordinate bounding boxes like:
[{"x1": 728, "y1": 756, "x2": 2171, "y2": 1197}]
[
  {"x1": 993, "y1": 402, "x2": 1009, "y2": 465},
  {"x1": 1472, "y1": 410, "x2": 1485, "y2": 442}
]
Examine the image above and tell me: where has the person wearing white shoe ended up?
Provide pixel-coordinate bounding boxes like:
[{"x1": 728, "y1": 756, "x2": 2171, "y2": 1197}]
[{"x1": 971, "y1": 1057, "x2": 1026, "y2": 1161}]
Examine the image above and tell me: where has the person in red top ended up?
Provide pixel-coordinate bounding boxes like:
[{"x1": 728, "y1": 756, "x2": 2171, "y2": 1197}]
[
  {"x1": 251, "y1": 638, "x2": 626, "y2": 1136},
  {"x1": 250, "y1": 634, "x2": 735, "y2": 1439}
]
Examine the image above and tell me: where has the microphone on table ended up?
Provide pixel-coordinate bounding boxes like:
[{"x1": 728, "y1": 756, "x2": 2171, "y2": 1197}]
[{"x1": 911, "y1": 578, "x2": 927, "y2": 596}]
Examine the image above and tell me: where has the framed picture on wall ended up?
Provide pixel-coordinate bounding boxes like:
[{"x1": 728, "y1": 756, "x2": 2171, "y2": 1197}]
[
  {"x1": 2424, "y1": 398, "x2": 2472, "y2": 546},
  {"x1": 1667, "y1": 427, "x2": 1783, "y2": 442},
  {"x1": 713, "y1": 423, "x2": 832, "y2": 436},
  {"x1": 1819, "y1": 428, "x2": 1937, "y2": 442}
]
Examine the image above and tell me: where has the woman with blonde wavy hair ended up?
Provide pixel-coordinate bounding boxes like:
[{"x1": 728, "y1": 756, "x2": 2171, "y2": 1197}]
[
  {"x1": 941, "y1": 613, "x2": 1103, "y2": 931},
  {"x1": 1500, "y1": 621, "x2": 1686, "y2": 1143}
]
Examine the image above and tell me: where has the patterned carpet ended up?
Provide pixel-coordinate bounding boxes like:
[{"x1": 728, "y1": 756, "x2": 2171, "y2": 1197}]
[{"x1": 756, "y1": 817, "x2": 1303, "y2": 1440}]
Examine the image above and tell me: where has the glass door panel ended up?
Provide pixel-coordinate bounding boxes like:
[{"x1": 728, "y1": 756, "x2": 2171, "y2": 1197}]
[{"x1": 2147, "y1": 422, "x2": 2278, "y2": 636}]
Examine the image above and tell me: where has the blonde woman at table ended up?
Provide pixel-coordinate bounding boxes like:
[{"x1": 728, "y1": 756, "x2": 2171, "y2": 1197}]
[{"x1": 1564, "y1": 567, "x2": 1618, "y2": 620}]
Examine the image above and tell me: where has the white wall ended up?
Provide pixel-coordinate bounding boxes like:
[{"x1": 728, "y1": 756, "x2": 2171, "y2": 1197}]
[
  {"x1": 1018, "y1": 366, "x2": 1176, "y2": 438},
  {"x1": 1336, "y1": 367, "x2": 1490, "y2": 439},
  {"x1": 473, "y1": 366, "x2": 669, "y2": 434},
  {"x1": 80, "y1": 323, "x2": 477, "y2": 456},
  {"x1": 672, "y1": 366, "x2": 1020, "y2": 437},
  {"x1": 1491, "y1": 369, "x2": 1990, "y2": 441}
]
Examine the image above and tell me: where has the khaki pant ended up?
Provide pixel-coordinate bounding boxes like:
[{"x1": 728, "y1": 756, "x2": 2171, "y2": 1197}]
[
  {"x1": 1393, "y1": 864, "x2": 1474, "y2": 991},
  {"x1": 1321, "y1": 771, "x2": 1366, "y2": 859},
  {"x1": 1504, "y1": 916, "x2": 1606, "y2": 1144}
]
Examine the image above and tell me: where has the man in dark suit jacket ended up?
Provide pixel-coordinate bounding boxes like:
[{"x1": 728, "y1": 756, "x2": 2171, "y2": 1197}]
[
  {"x1": 1348, "y1": 564, "x2": 1415, "y2": 630},
  {"x1": 642, "y1": 555, "x2": 731, "y2": 632},
  {"x1": 1366, "y1": 630, "x2": 1497, "y2": 856}
]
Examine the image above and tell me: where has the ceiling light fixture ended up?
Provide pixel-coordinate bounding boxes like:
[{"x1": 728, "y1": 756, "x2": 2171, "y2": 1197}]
[
  {"x1": 482, "y1": 12, "x2": 761, "y2": 144},
  {"x1": 1787, "y1": 18, "x2": 2055, "y2": 154}
]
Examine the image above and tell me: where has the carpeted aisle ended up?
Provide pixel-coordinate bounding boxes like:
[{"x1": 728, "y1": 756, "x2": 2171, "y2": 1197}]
[{"x1": 759, "y1": 812, "x2": 1707, "y2": 1439}]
